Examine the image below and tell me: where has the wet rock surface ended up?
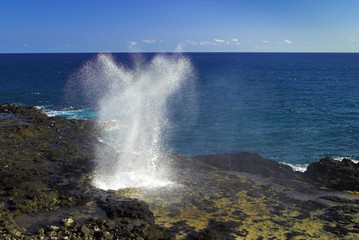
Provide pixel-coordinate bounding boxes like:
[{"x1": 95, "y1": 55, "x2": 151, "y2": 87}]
[{"x1": 1, "y1": 103, "x2": 359, "y2": 239}]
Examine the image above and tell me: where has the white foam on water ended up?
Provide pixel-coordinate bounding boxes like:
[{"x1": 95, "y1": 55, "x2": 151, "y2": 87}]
[
  {"x1": 282, "y1": 162, "x2": 309, "y2": 172},
  {"x1": 39, "y1": 106, "x2": 91, "y2": 119},
  {"x1": 73, "y1": 53, "x2": 194, "y2": 190},
  {"x1": 333, "y1": 156, "x2": 359, "y2": 163}
]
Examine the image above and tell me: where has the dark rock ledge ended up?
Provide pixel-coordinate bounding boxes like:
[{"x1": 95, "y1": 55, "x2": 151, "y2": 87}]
[
  {"x1": 304, "y1": 157, "x2": 359, "y2": 191},
  {"x1": 1, "y1": 103, "x2": 359, "y2": 239},
  {"x1": 194, "y1": 152, "x2": 359, "y2": 192}
]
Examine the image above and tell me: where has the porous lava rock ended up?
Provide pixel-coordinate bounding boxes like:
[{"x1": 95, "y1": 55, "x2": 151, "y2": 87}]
[{"x1": 98, "y1": 197, "x2": 155, "y2": 223}]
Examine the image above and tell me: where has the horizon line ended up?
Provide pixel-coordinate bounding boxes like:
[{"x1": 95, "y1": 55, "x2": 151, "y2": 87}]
[{"x1": 1, "y1": 51, "x2": 359, "y2": 54}]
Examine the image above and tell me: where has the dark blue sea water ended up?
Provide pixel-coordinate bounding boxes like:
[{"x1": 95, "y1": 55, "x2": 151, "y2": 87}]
[{"x1": 1, "y1": 53, "x2": 358, "y2": 170}]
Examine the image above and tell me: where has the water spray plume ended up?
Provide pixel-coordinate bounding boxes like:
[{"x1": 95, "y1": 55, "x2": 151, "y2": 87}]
[{"x1": 72, "y1": 53, "x2": 194, "y2": 190}]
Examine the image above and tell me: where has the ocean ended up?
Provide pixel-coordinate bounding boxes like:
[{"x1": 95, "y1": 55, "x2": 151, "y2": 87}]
[{"x1": 1, "y1": 53, "x2": 358, "y2": 171}]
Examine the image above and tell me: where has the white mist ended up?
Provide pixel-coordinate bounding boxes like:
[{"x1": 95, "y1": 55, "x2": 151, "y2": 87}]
[{"x1": 76, "y1": 54, "x2": 193, "y2": 190}]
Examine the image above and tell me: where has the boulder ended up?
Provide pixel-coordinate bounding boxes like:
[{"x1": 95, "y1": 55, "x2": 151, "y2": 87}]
[{"x1": 304, "y1": 157, "x2": 359, "y2": 191}]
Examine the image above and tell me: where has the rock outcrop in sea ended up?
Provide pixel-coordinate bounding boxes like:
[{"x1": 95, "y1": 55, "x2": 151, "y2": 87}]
[
  {"x1": 304, "y1": 157, "x2": 359, "y2": 191},
  {"x1": 1, "y1": 103, "x2": 359, "y2": 239}
]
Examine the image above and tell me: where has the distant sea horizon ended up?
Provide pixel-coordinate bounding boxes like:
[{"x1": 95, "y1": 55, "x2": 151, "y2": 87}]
[
  {"x1": 1, "y1": 51, "x2": 359, "y2": 54},
  {"x1": 1, "y1": 52, "x2": 358, "y2": 171}
]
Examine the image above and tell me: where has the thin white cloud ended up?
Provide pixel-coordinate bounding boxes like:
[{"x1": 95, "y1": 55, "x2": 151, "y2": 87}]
[
  {"x1": 186, "y1": 40, "x2": 197, "y2": 45},
  {"x1": 214, "y1": 38, "x2": 225, "y2": 43},
  {"x1": 186, "y1": 40, "x2": 215, "y2": 46},
  {"x1": 263, "y1": 40, "x2": 269, "y2": 43},
  {"x1": 350, "y1": 38, "x2": 356, "y2": 42},
  {"x1": 23, "y1": 43, "x2": 29, "y2": 47},
  {"x1": 284, "y1": 40, "x2": 292, "y2": 45},
  {"x1": 187, "y1": 39, "x2": 236, "y2": 46},
  {"x1": 199, "y1": 41, "x2": 212, "y2": 45},
  {"x1": 142, "y1": 39, "x2": 159, "y2": 44},
  {"x1": 235, "y1": 42, "x2": 241, "y2": 46},
  {"x1": 127, "y1": 41, "x2": 137, "y2": 46}
]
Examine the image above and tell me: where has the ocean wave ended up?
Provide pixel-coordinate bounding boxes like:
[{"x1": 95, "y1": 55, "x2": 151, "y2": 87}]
[{"x1": 282, "y1": 162, "x2": 308, "y2": 172}]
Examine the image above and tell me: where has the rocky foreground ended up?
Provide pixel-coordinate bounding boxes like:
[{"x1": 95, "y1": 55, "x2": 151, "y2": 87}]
[{"x1": 1, "y1": 103, "x2": 359, "y2": 239}]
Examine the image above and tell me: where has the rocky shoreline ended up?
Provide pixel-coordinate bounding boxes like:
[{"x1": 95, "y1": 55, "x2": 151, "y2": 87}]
[{"x1": 1, "y1": 103, "x2": 359, "y2": 239}]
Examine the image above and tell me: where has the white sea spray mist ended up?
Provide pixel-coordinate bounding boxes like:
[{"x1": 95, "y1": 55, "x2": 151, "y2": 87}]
[{"x1": 69, "y1": 53, "x2": 195, "y2": 190}]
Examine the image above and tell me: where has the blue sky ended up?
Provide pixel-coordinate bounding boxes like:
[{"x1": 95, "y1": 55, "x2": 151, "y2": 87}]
[{"x1": 1, "y1": 0, "x2": 358, "y2": 53}]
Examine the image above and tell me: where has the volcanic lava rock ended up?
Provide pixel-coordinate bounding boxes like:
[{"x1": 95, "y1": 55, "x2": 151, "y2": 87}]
[
  {"x1": 32, "y1": 217, "x2": 170, "y2": 240},
  {"x1": 98, "y1": 197, "x2": 155, "y2": 223},
  {"x1": 185, "y1": 219, "x2": 243, "y2": 240},
  {"x1": 0, "y1": 103, "x2": 99, "y2": 234},
  {"x1": 0, "y1": 102, "x2": 47, "y2": 120},
  {"x1": 304, "y1": 157, "x2": 359, "y2": 191}
]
